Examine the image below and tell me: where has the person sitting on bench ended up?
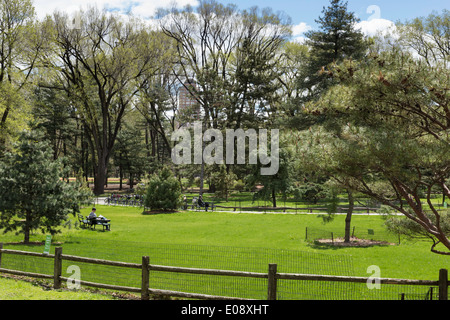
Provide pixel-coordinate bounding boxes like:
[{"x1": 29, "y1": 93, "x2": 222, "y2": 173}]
[
  {"x1": 198, "y1": 195, "x2": 210, "y2": 212},
  {"x1": 87, "y1": 208, "x2": 110, "y2": 231},
  {"x1": 88, "y1": 207, "x2": 97, "y2": 219}
]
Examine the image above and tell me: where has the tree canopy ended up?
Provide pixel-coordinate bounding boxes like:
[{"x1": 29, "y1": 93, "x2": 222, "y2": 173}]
[{"x1": 300, "y1": 12, "x2": 450, "y2": 254}]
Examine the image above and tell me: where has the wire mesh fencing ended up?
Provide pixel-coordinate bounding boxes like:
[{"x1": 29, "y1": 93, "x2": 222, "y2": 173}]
[
  {"x1": 63, "y1": 237, "x2": 357, "y2": 300},
  {"x1": 2, "y1": 238, "x2": 355, "y2": 299},
  {"x1": 0, "y1": 238, "x2": 442, "y2": 300}
]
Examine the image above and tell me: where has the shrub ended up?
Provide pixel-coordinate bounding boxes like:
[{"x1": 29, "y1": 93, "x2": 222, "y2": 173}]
[{"x1": 144, "y1": 167, "x2": 181, "y2": 211}]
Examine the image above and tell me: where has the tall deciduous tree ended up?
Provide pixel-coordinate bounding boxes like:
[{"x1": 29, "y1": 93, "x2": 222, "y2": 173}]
[
  {"x1": 159, "y1": 0, "x2": 291, "y2": 194},
  {"x1": 0, "y1": 0, "x2": 40, "y2": 150},
  {"x1": 45, "y1": 8, "x2": 166, "y2": 195},
  {"x1": 159, "y1": 1, "x2": 291, "y2": 130}
]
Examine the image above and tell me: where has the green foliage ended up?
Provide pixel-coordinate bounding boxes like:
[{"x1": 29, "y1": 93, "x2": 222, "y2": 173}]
[
  {"x1": 396, "y1": 9, "x2": 450, "y2": 65},
  {"x1": 32, "y1": 86, "x2": 77, "y2": 160},
  {"x1": 113, "y1": 115, "x2": 150, "y2": 185},
  {"x1": 73, "y1": 169, "x2": 95, "y2": 207},
  {"x1": 299, "y1": 9, "x2": 450, "y2": 254},
  {"x1": 306, "y1": 0, "x2": 366, "y2": 61},
  {"x1": 246, "y1": 146, "x2": 294, "y2": 207},
  {"x1": 210, "y1": 164, "x2": 237, "y2": 200},
  {"x1": 0, "y1": 129, "x2": 89, "y2": 242},
  {"x1": 293, "y1": 182, "x2": 330, "y2": 204},
  {"x1": 144, "y1": 167, "x2": 182, "y2": 211},
  {"x1": 160, "y1": 0, "x2": 291, "y2": 130},
  {"x1": 0, "y1": 0, "x2": 37, "y2": 151},
  {"x1": 385, "y1": 212, "x2": 450, "y2": 243},
  {"x1": 301, "y1": 0, "x2": 367, "y2": 99}
]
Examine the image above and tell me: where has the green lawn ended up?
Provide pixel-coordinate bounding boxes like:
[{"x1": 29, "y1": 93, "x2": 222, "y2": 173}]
[
  {"x1": 0, "y1": 275, "x2": 114, "y2": 300},
  {"x1": 1, "y1": 204, "x2": 449, "y2": 299},
  {"x1": 2, "y1": 205, "x2": 448, "y2": 278}
]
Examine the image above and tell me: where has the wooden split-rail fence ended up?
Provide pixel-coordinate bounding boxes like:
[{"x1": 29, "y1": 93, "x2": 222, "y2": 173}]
[{"x1": 0, "y1": 243, "x2": 448, "y2": 300}]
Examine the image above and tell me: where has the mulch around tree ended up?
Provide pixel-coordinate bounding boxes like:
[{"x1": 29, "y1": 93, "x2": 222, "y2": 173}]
[{"x1": 315, "y1": 237, "x2": 396, "y2": 247}]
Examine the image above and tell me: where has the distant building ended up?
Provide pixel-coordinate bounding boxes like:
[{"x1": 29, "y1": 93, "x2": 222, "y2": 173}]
[{"x1": 177, "y1": 79, "x2": 201, "y2": 128}]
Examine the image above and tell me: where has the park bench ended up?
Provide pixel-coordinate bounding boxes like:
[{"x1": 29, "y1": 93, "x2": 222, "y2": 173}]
[
  {"x1": 87, "y1": 216, "x2": 111, "y2": 231},
  {"x1": 192, "y1": 197, "x2": 215, "y2": 212},
  {"x1": 77, "y1": 214, "x2": 90, "y2": 229}
]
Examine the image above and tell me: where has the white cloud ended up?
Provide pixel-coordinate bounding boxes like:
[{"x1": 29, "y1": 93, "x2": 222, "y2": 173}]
[
  {"x1": 356, "y1": 18, "x2": 396, "y2": 37},
  {"x1": 32, "y1": 0, "x2": 199, "y2": 20},
  {"x1": 292, "y1": 22, "x2": 312, "y2": 36},
  {"x1": 291, "y1": 21, "x2": 312, "y2": 44},
  {"x1": 130, "y1": 0, "x2": 199, "y2": 19}
]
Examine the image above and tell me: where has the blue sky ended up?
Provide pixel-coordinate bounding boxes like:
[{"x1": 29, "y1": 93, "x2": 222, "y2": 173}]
[
  {"x1": 219, "y1": 0, "x2": 449, "y2": 27},
  {"x1": 217, "y1": 0, "x2": 448, "y2": 41},
  {"x1": 32, "y1": 0, "x2": 449, "y2": 39}
]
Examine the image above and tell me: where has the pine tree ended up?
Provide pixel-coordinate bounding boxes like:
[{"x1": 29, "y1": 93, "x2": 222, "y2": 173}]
[
  {"x1": 302, "y1": 0, "x2": 367, "y2": 99},
  {"x1": 0, "y1": 129, "x2": 89, "y2": 243},
  {"x1": 144, "y1": 167, "x2": 182, "y2": 211}
]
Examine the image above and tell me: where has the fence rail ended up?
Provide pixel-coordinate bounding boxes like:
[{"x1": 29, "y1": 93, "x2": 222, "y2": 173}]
[{"x1": 0, "y1": 243, "x2": 448, "y2": 300}]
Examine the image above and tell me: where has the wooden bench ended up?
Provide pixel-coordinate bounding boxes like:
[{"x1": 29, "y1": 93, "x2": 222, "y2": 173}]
[{"x1": 87, "y1": 217, "x2": 111, "y2": 231}]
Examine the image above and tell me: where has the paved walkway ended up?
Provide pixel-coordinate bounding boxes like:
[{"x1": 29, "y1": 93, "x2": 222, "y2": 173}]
[{"x1": 92, "y1": 198, "x2": 401, "y2": 216}]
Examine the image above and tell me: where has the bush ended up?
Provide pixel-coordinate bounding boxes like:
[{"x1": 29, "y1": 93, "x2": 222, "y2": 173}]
[{"x1": 144, "y1": 167, "x2": 181, "y2": 211}]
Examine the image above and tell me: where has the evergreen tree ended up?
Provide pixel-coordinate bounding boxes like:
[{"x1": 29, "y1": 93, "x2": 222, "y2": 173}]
[
  {"x1": 144, "y1": 167, "x2": 182, "y2": 211},
  {"x1": 246, "y1": 147, "x2": 294, "y2": 208},
  {"x1": 113, "y1": 120, "x2": 149, "y2": 190},
  {"x1": 0, "y1": 129, "x2": 90, "y2": 243},
  {"x1": 302, "y1": 0, "x2": 367, "y2": 100},
  {"x1": 300, "y1": 10, "x2": 450, "y2": 253},
  {"x1": 284, "y1": 0, "x2": 368, "y2": 241}
]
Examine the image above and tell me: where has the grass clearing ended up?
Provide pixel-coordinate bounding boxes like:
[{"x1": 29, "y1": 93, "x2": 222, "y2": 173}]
[
  {"x1": 0, "y1": 275, "x2": 115, "y2": 300},
  {"x1": 1, "y1": 204, "x2": 449, "y2": 299},
  {"x1": 2, "y1": 205, "x2": 448, "y2": 279}
]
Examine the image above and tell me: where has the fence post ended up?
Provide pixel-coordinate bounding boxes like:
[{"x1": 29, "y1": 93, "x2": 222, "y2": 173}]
[
  {"x1": 0, "y1": 243, "x2": 3, "y2": 268},
  {"x1": 141, "y1": 256, "x2": 150, "y2": 300},
  {"x1": 439, "y1": 269, "x2": 448, "y2": 300},
  {"x1": 54, "y1": 247, "x2": 63, "y2": 289},
  {"x1": 267, "y1": 263, "x2": 277, "y2": 300}
]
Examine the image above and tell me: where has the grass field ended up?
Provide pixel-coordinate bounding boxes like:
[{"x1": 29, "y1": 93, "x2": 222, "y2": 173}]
[
  {"x1": 0, "y1": 275, "x2": 114, "y2": 300},
  {"x1": 0, "y1": 203, "x2": 449, "y2": 300}
]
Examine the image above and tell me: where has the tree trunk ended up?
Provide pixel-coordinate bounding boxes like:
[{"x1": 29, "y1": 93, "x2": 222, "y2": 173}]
[
  {"x1": 119, "y1": 158, "x2": 123, "y2": 191},
  {"x1": 129, "y1": 173, "x2": 134, "y2": 190},
  {"x1": 94, "y1": 153, "x2": 108, "y2": 195},
  {"x1": 23, "y1": 210, "x2": 31, "y2": 244},
  {"x1": 0, "y1": 106, "x2": 10, "y2": 148},
  {"x1": 272, "y1": 188, "x2": 277, "y2": 208},
  {"x1": 345, "y1": 190, "x2": 354, "y2": 243},
  {"x1": 199, "y1": 160, "x2": 205, "y2": 196}
]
